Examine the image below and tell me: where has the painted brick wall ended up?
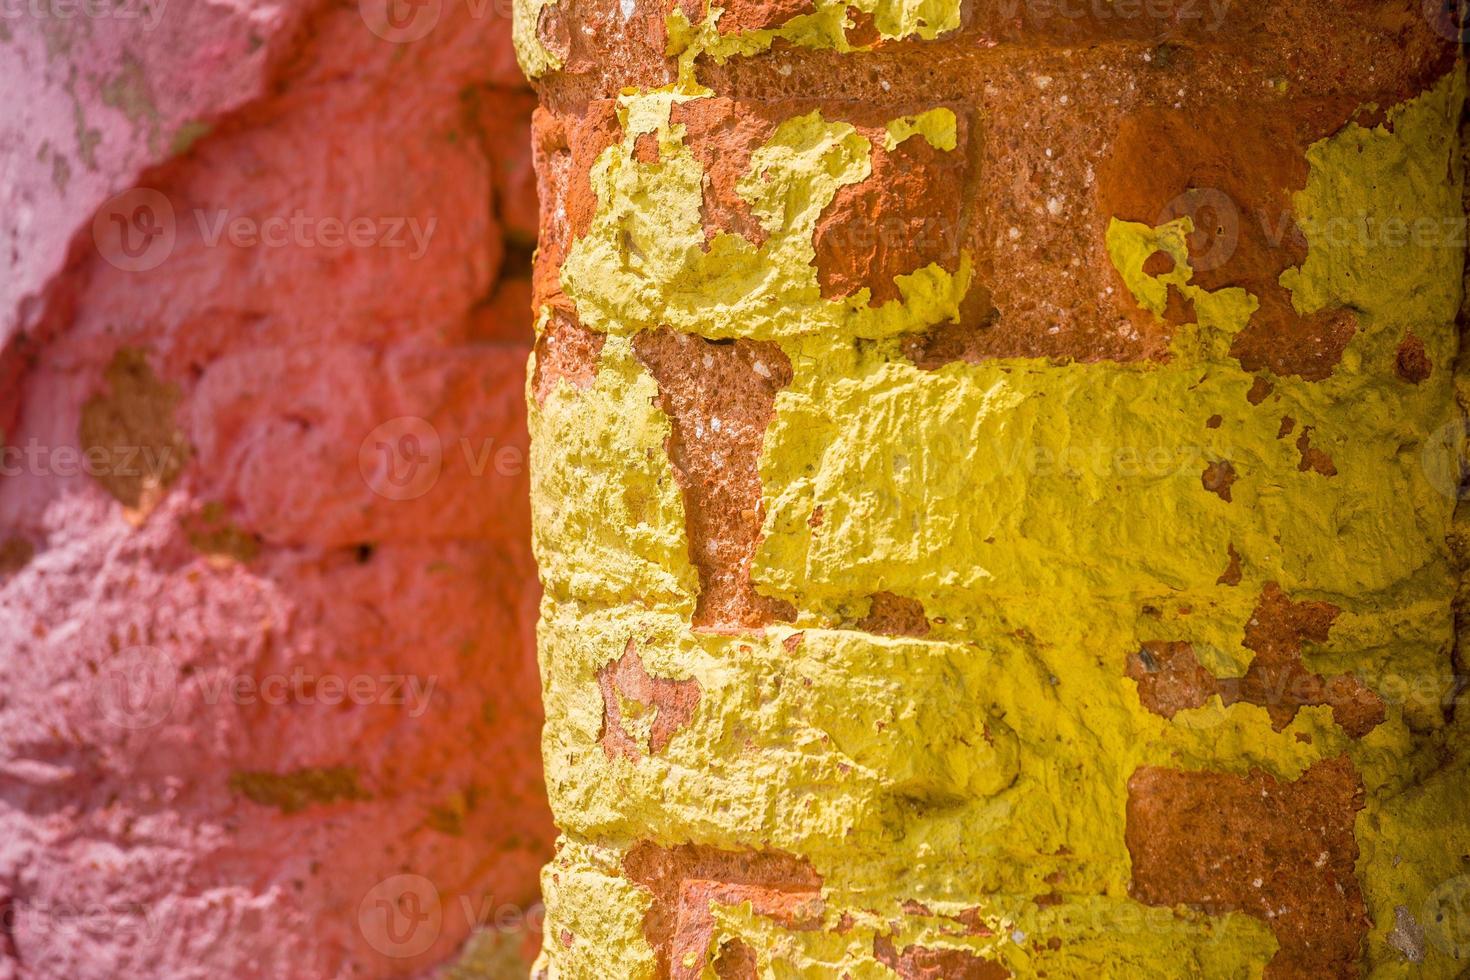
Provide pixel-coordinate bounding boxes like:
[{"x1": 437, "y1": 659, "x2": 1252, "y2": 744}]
[{"x1": 518, "y1": 0, "x2": 1470, "y2": 976}]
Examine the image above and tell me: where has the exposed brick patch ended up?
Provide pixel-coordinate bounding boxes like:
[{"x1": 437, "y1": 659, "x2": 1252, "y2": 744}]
[
  {"x1": 1295, "y1": 428, "x2": 1337, "y2": 477},
  {"x1": 1217, "y1": 543, "x2": 1242, "y2": 586},
  {"x1": 532, "y1": 307, "x2": 606, "y2": 405},
  {"x1": 1395, "y1": 332, "x2": 1432, "y2": 384},
  {"x1": 668, "y1": 97, "x2": 972, "y2": 308},
  {"x1": 597, "y1": 639, "x2": 701, "y2": 761},
  {"x1": 633, "y1": 329, "x2": 795, "y2": 630},
  {"x1": 623, "y1": 842, "x2": 823, "y2": 980},
  {"x1": 531, "y1": 104, "x2": 624, "y2": 311},
  {"x1": 1278, "y1": 416, "x2": 1296, "y2": 439},
  {"x1": 1246, "y1": 376, "x2": 1274, "y2": 405},
  {"x1": 712, "y1": 938, "x2": 759, "y2": 979},
  {"x1": 714, "y1": 0, "x2": 816, "y2": 34},
  {"x1": 814, "y1": 109, "x2": 969, "y2": 305},
  {"x1": 1233, "y1": 308, "x2": 1356, "y2": 387},
  {"x1": 873, "y1": 934, "x2": 1010, "y2": 979},
  {"x1": 535, "y1": 1, "x2": 572, "y2": 69},
  {"x1": 1099, "y1": 103, "x2": 1361, "y2": 381},
  {"x1": 843, "y1": 6, "x2": 880, "y2": 45},
  {"x1": 78, "y1": 348, "x2": 190, "y2": 509},
  {"x1": 1142, "y1": 250, "x2": 1175, "y2": 277},
  {"x1": 1126, "y1": 757, "x2": 1369, "y2": 979},
  {"x1": 634, "y1": 131, "x2": 661, "y2": 164},
  {"x1": 947, "y1": 908, "x2": 996, "y2": 936},
  {"x1": 897, "y1": 291, "x2": 1003, "y2": 370},
  {"x1": 857, "y1": 591, "x2": 931, "y2": 637},
  {"x1": 1126, "y1": 641, "x2": 1220, "y2": 718},
  {"x1": 661, "y1": 0, "x2": 703, "y2": 29},
  {"x1": 1128, "y1": 584, "x2": 1385, "y2": 738},
  {"x1": 669, "y1": 99, "x2": 779, "y2": 247},
  {"x1": 1201, "y1": 460, "x2": 1236, "y2": 502},
  {"x1": 1239, "y1": 583, "x2": 1380, "y2": 737}
]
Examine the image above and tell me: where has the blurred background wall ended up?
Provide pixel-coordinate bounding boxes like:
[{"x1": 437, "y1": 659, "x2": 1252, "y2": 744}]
[{"x1": 0, "y1": 1, "x2": 552, "y2": 976}]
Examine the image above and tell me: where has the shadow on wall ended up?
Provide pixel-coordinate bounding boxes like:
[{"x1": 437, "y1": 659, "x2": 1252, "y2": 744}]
[{"x1": 0, "y1": 1, "x2": 552, "y2": 977}]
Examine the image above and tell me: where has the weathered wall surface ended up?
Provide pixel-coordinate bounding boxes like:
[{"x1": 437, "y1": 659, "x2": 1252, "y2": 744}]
[
  {"x1": 520, "y1": 0, "x2": 1470, "y2": 976},
  {"x1": 0, "y1": 2, "x2": 552, "y2": 977}
]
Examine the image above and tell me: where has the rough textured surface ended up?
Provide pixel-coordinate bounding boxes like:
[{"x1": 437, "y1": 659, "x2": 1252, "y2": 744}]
[
  {"x1": 522, "y1": 0, "x2": 1470, "y2": 975},
  {"x1": 1127, "y1": 757, "x2": 1369, "y2": 977},
  {"x1": 631, "y1": 328, "x2": 795, "y2": 630},
  {"x1": 0, "y1": 3, "x2": 552, "y2": 977}
]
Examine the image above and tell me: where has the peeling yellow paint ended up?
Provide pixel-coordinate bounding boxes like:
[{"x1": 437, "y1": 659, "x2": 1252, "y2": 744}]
[
  {"x1": 528, "y1": 333, "x2": 698, "y2": 612},
  {"x1": 513, "y1": 0, "x2": 563, "y2": 80},
  {"x1": 665, "y1": 0, "x2": 963, "y2": 80},
  {"x1": 1282, "y1": 70, "x2": 1465, "y2": 334},
  {"x1": 530, "y1": 66, "x2": 1470, "y2": 979},
  {"x1": 560, "y1": 93, "x2": 973, "y2": 341},
  {"x1": 539, "y1": 839, "x2": 658, "y2": 979},
  {"x1": 883, "y1": 106, "x2": 957, "y2": 151}
]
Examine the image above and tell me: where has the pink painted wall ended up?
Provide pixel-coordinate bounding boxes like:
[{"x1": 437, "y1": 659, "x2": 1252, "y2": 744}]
[{"x1": 0, "y1": 2, "x2": 552, "y2": 976}]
